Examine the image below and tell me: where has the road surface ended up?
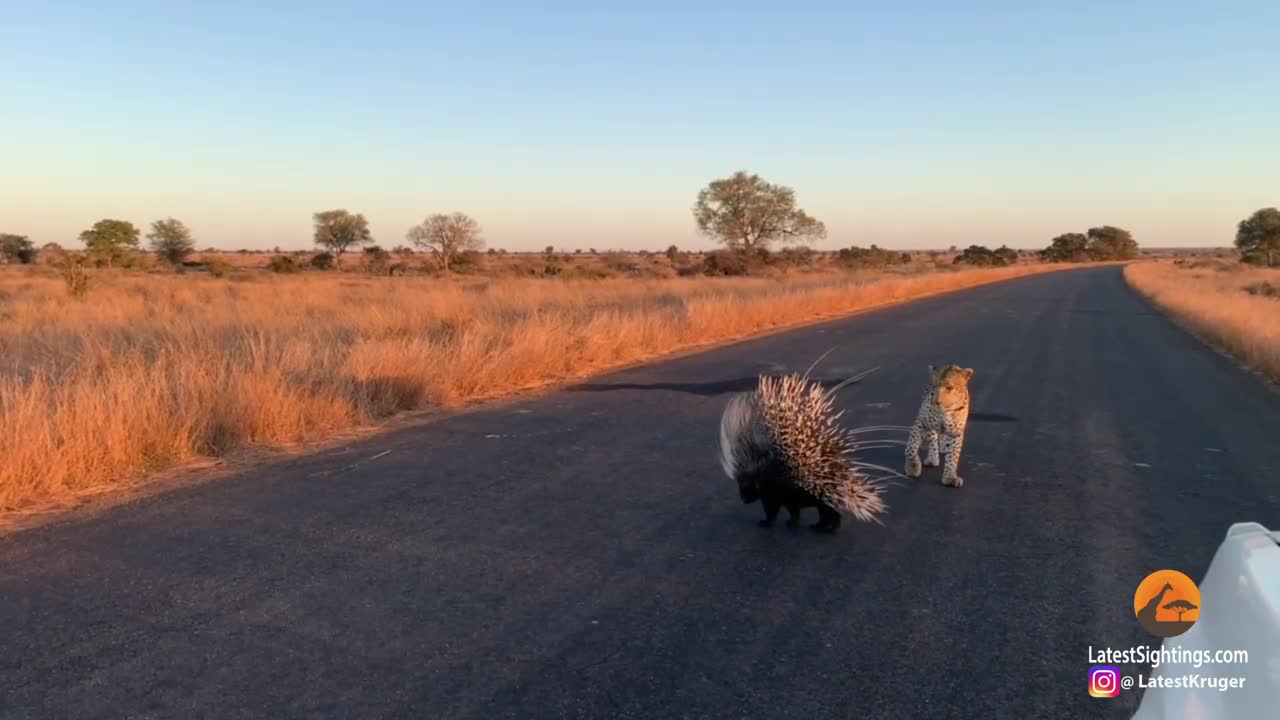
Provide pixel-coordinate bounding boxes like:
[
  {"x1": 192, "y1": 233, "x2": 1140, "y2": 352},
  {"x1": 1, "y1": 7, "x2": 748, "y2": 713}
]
[{"x1": 3, "y1": 266, "x2": 1279, "y2": 719}]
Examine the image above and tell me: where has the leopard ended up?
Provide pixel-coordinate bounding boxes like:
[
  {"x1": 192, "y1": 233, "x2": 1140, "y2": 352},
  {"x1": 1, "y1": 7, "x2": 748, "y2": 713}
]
[{"x1": 905, "y1": 364, "x2": 974, "y2": 488}]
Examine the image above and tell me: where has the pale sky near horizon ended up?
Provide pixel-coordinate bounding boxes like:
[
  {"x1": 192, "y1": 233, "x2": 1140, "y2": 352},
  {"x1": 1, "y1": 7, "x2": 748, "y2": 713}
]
[{"x1": 4, "y1": 1, "x2": 1278, "y2": 252}]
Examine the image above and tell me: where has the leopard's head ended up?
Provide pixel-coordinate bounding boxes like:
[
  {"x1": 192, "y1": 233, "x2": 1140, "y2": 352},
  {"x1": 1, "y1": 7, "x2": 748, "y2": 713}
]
[{"x1": 929, "y1": 364, "x2": 974, "y2": 408}]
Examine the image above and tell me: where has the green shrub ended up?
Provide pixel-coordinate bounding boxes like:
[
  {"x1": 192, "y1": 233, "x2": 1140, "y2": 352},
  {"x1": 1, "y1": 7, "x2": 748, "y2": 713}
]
[
  {"x1": 362, "y1": 246, "x2": 390, "y2": 274},
  {"x1": 702, "y1": 249, "x2": 753, "y2": 276},
  {"x1": 953, "y1": 245, "x2": 1010, "y2": 267},
  {"x1": 567, "y1": 265, "x2": 616, "y2": 280},
  {"x1": 836, "y1": 244, "x2": 907, "y2": 269},
  {"x1": 452, "y1": 250, "x2": 485, "y2": 273},
  {"x1": 269, "y1": 255, "x2": 300, "y2": 273},
  {"x1": 775, "y1": 246, "x2": 816, "y2": 267},
  {"x1": 1244, "y1": 281, "x2": 1280, "y2": 299},
  {"x1": 208, "y1": 259, "x2": 232, "y2": 278},
  {"x1": 604, "y1": 254, "x2": 641, "y2": 274}
]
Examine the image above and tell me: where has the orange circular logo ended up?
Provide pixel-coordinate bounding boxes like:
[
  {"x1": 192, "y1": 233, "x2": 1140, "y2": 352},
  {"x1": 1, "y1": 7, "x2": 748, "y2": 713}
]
[{"x1": 1133, "y1": 569, "x2": 1200, "y2": 637}]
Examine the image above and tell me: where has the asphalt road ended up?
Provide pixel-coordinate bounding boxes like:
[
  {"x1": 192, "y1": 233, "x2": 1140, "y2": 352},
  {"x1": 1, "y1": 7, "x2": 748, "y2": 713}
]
[{"x1": 4, "y1": 265, "x2": 1279, "y2": 719}]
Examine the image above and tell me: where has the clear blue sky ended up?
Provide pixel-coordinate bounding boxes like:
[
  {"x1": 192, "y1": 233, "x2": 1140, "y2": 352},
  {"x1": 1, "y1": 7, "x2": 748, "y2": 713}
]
[{"x1": 3, "y1": 1, "x2": 1277, "y2": 251}]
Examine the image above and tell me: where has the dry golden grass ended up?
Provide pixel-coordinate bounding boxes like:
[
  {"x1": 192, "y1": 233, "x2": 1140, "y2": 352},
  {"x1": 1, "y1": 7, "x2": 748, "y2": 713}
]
[
  {"x1": 1125, "y1": 260, "x2": 1280, "y2": 381},
  {"x1": 1, "y1": 261, "x2": 1071, "y2": 513},
  {"x1": 151, "y1": 247, "x2": 966, "y2": 279}
]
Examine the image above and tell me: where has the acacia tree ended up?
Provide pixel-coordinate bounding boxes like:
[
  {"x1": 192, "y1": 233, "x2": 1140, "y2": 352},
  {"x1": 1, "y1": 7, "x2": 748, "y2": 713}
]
[
  {"x1": 312, "y1": 210, "x2": 373, "y2": 265},
  {"x1": 147, "y1": 217, "x2": 195, "y2": 266},
  {"x1": 79, "y1": 218, "x2": 140, "y2": 267},
  {"x1": 1086, "y1": 225, "x2": 1139, "y2": 260},
  {"x1": 693, "y1": 171, "x2": 826, "y2": 251},
  {"x1": 1236, "y1": 208, "x2": 1280, "y2": 267},
  {"x1": 0, "y1": 233, "x2": 36, "y2": 264},
  {"x1": 1162, "y1": 599, "x2": 1198, "y2": 622},
  {"x1": 407, "y1": 212, "x2": 484, "y2": 272}
]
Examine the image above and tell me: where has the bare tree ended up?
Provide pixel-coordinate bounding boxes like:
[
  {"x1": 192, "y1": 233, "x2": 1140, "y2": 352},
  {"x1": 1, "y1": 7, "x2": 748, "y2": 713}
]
[
  {"x1": 406, "y1": 213, "x2": 484, "y2": 272},
  {"x1": 693, "y1": 171, "x2": 826, "y2": 251}
]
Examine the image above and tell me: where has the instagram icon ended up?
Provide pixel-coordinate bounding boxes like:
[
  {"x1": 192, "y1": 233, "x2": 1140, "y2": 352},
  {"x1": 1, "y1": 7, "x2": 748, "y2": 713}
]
[{"x1": 1089, "y1": 666, "x2": 1121, "y2": 698}]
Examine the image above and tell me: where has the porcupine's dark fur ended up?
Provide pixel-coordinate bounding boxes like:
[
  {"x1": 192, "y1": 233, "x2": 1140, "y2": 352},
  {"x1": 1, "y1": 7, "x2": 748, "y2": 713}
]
[{"x1": 719, "y1": 367, "x2": 901, "y2": 534}]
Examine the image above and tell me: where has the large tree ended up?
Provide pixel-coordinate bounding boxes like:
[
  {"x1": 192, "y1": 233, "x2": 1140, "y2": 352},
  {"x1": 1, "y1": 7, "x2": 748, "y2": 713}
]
[
  {"x1": 147, "y1": 217, "x2": 195, "y2": 266},
  {"x1": 79, "y1": 218, "x2": 140, "y2": 267},
  {"x1": 0, "y1": 233, "x2": 36, "y2": 264},
  {"x1": 407, "y1": 212, "x2": 484, "y2": 272},
  {"x1": 1086, "y1": 225, "x2": 1139, "y2": 260},
  {"x1": 312, "y1": 209, "x2": 373, "y2": 264},
  {"x1": 1236, "y1": 208, "x2": 1280, "y2": 267},
  {"x1": 693, "y1": 171, "x2": 826, "y2": 251},
  {"x1": 1039, "y1": 232, "x2": 1090, "y2": 262}
]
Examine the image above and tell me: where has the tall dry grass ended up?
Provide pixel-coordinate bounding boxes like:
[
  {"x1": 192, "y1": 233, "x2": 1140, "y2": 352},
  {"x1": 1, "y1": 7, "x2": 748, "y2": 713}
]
[
  {"x1": 1, "y1": 262, "x2": 1069, "y2": 513},
  {"x1": 1125, "y1": 260, "x2": 1280, "y2": 381}
]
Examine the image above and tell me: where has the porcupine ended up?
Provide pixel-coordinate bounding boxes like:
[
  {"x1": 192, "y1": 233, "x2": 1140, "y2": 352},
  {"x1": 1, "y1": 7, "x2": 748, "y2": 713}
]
[{"x1": 718, "y1": 364, "x2": 901, "y2": 534}]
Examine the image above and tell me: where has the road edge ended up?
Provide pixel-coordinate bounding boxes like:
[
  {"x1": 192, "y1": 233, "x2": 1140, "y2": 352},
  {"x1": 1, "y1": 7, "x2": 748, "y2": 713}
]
[{"x1": 1121, "y1": 262, "x2": 1280, "y2": 393}]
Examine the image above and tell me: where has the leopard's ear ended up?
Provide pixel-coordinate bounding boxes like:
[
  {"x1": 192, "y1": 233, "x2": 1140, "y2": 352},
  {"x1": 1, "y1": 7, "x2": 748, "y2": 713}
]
[
  {"x1": 928, "y1": 364, "x2": 941, "y2": 383},
  {"x1": 960, "y1": 367, "x2": 974, "y2": 381}
]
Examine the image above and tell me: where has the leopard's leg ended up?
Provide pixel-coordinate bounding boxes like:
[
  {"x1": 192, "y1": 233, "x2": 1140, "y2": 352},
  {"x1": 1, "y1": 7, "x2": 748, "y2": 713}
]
[
  {"x1": 923, "y1": 428, "x2": 941, "y2": 468},
  {"x1": 941, "y1": 431, "x2": 966, "y2": 488},
  {"x1": 905, "y1": 425, "x2": 923, "y2": 478}
]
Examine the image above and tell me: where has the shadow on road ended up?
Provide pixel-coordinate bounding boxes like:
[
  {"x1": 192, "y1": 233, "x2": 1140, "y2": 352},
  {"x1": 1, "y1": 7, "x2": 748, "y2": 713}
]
[
  {"x1": 567, "y1": 376, "x2": 865, "y2": 397},
  {"x1": 1070, "y1": 308, "x2": 1162, "y2": 317},
  {"x1": 570, "y1": 377, "x2": 1019, "y2": 423}
]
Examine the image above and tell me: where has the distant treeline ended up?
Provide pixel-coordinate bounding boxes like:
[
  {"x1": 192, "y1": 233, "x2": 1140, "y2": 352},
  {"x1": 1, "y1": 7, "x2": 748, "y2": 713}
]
[{"x1": 3, "y1": 171, "x2": 1277, "y2": 269}]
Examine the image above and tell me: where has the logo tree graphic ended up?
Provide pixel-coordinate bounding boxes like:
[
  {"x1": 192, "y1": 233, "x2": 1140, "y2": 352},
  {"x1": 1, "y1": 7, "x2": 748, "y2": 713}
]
[{"x1": 1162, "y1": 599, "x2": 1198, "y2": 622}]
